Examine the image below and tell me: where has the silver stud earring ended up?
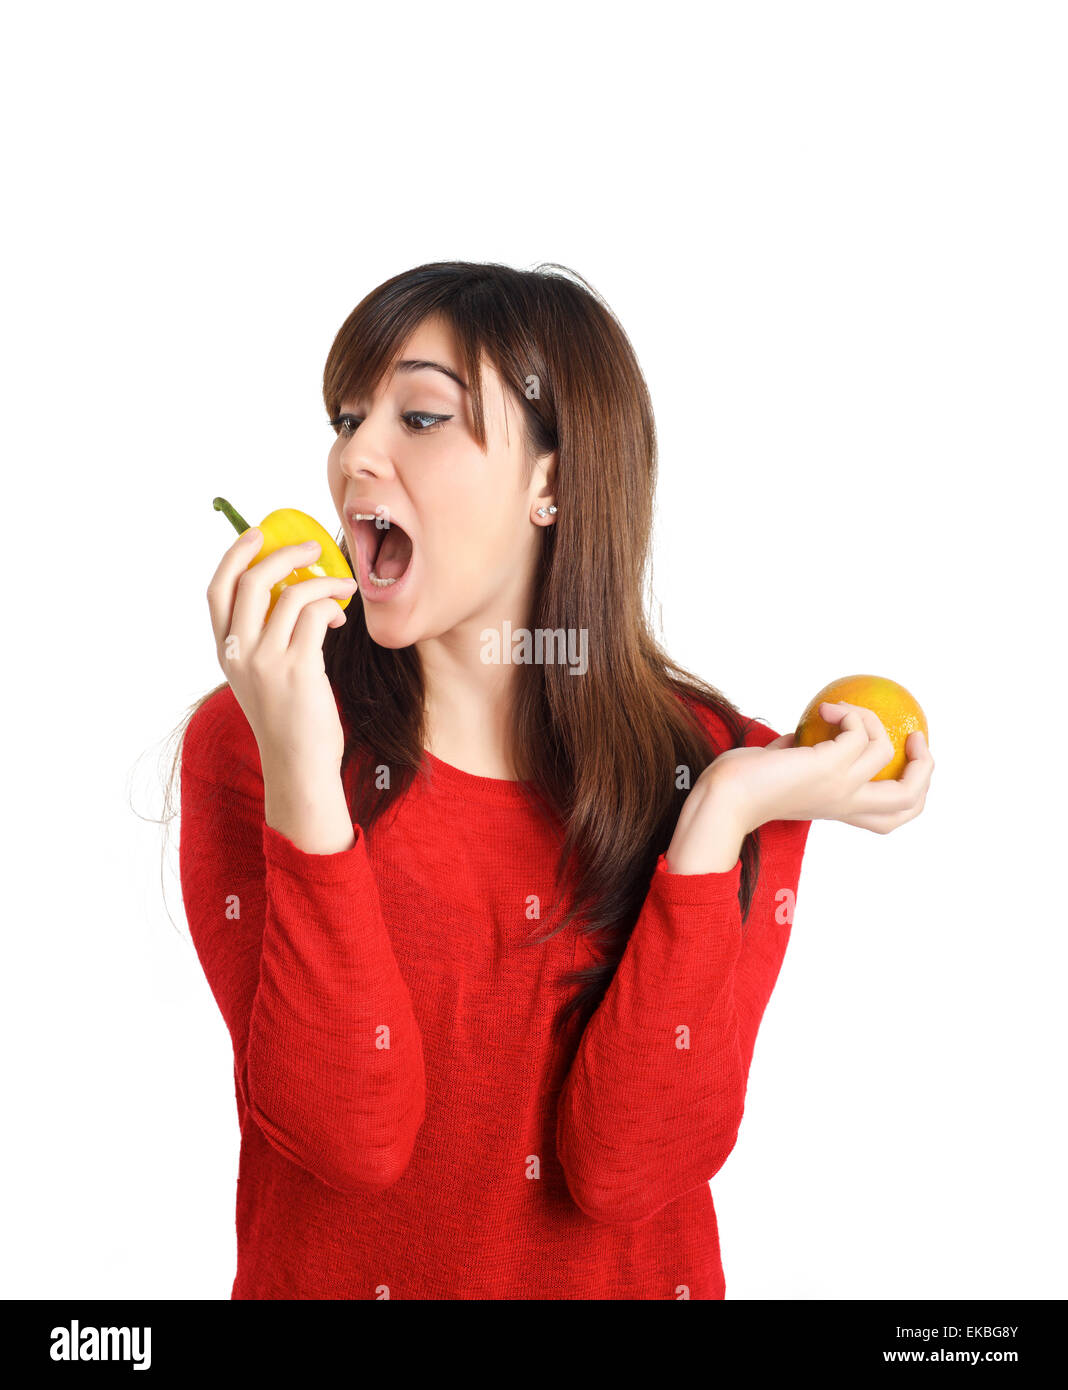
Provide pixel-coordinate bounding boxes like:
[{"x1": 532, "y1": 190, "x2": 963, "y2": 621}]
[{"x1": 536, "y1": 505, "x2": 558, "y2": 518}]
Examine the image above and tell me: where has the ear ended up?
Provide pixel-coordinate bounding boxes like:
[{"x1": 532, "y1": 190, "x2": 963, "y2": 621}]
[
  {"x1": 530, "y1": 448, "x2": 558, "y2": 509},
  {"x1": 542, "y1": 448, "x2": 558, "y2": 493}
]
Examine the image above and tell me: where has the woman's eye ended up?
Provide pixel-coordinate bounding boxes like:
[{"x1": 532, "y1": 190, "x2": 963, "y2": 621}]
[
  {"x1": 404, "y1": 412, "x2": 450, "y2": 432},
  {"x1": 329, "y1": 412, "x2": 451, "y2": 437}
]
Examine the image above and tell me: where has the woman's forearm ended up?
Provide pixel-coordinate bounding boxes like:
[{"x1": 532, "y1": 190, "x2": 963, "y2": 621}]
[
  {"x1": 665, "y1": 774, "x2": 749, "y2": 874},
  {"x1": 262, "y1": 761, "x2": 357, "y2": 855}
]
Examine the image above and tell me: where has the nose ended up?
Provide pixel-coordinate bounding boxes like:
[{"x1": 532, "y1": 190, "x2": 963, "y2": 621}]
[{"x1": 338, "y1": 435, "x2": 396, "y2": 484}]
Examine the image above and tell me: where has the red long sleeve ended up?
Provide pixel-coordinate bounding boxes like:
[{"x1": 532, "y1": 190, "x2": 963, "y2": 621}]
[
  {"x1": 178, "y1": 686, "x2": 810, "y2": 1299},
  {"x1": 179, "y1": 688, "x2": 426, "y2": 1195},
  {"x1": 556, "y1": 748, "x2": 810, "y2": 1224}
]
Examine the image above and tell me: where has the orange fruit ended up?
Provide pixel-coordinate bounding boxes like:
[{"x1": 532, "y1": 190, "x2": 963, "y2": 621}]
[{"x1": 794, "y1": 674, "x2": 928, "y2": 781}]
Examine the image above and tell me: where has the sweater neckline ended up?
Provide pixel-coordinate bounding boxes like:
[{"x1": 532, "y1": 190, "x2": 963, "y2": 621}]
[{"x1": 417, "y1": 748, "x2": 538, "y2": 807}]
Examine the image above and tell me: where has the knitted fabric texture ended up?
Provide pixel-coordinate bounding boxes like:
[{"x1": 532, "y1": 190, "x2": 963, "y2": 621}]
[{"x1": 179, "y1": 685, "x2": 810, "y2": 1299}]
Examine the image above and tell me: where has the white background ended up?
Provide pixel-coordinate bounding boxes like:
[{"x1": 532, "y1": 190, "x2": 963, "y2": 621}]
[{"x1": 2, "y1": 1, "x2": 1064, "y2": 1299}]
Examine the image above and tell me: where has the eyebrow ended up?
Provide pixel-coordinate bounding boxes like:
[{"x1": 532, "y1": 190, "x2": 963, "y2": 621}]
[
  {"x1": 394, "y1": 359, "x2": 469, "y2": 390},
  {"x1": 337, "y1": 359, "x2": 469, "y2": 415}
]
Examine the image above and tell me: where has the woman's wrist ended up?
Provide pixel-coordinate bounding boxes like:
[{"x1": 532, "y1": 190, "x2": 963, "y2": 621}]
[
  {"x1": 262, "y1": 761, "x2": 356, "y2": 855},
  {"x1": 665, "y1": 773, "x2": 753, "y2": 875}
]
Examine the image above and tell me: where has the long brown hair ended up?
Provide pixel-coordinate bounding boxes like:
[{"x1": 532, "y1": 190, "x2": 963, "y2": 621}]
[{"x1": 161, "y1": 260, "x2": 767, "y2": 1042}]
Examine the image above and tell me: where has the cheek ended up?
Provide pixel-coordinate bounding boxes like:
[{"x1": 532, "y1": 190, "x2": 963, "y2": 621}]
[
  {"x1": 418, "y1": 458, "x2": 526, "y2": 595},
  {"x1": 327, "y1": 453, "x2": 344, "y2": 493},
  {"x1": 430, "y1": 526, "x2": 484, "y2": 587},
  {"x1": 426, "y1": 504, "x2": 515, "y2": 594}
]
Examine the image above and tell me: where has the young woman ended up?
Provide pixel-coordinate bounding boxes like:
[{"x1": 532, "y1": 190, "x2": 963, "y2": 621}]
[{"x1": 174, "y1": 260, "x2": 933, "y2": 1300}]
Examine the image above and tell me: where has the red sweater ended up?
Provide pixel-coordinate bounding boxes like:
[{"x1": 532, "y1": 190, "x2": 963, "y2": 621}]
[{"x1": 179, "y1": 685, "x2": 810, "y2": 1299}]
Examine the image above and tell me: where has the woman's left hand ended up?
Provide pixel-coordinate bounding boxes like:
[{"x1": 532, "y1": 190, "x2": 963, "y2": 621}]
[{"x1": 704, "y1": 701, "x2": 935, "y2": 836}]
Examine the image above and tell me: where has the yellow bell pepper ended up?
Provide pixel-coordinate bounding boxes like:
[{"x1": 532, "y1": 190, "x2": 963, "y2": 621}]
[{"x1": 213, "y1": 496, "x2": 355, "y2": 620}]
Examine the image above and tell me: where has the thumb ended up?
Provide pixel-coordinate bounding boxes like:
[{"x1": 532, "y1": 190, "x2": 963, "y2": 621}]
[{"x1": 765, "y1": 732, "x2": 796, "y2": 749}]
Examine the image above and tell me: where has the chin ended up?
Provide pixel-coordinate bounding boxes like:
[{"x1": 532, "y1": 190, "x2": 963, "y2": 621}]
[
  {"x1": 358, "y1": 603, "x2": 423, "y2": 647},
  {"x1": 362, "y1": 620, "x2": 416, "y2": 650}
]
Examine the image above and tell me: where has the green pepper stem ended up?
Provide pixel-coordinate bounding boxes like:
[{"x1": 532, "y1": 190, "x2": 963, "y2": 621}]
[{"x1": 212, "y1": 496, "x2": 252, "y2": 535}]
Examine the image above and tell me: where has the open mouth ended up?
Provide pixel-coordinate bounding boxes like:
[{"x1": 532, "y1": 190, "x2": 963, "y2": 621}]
[{"x1": 353, "y1": 516, "x2": 414, "y2": 588}]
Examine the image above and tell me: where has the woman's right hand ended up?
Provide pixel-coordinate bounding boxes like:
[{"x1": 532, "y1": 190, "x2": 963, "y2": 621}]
[{"x1": 206, "y1": 527, "x2": 359, "y2": 776}]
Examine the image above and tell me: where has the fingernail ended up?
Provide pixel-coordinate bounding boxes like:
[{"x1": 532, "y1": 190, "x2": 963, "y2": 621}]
[{"x1": 244, "y1": 527, "x2": 261, "y2": 540}]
